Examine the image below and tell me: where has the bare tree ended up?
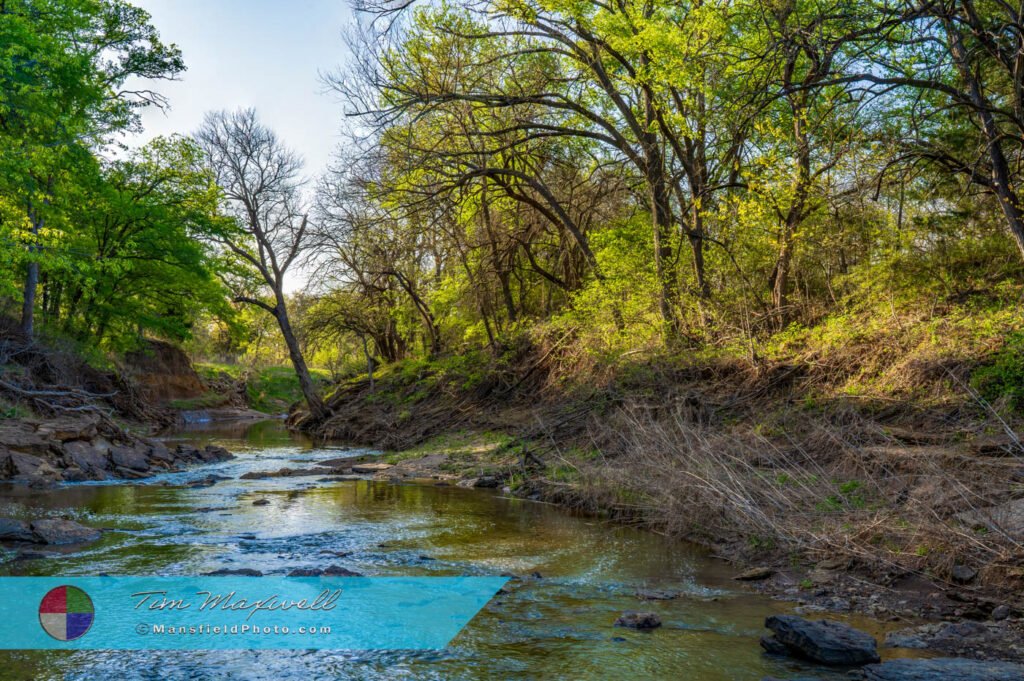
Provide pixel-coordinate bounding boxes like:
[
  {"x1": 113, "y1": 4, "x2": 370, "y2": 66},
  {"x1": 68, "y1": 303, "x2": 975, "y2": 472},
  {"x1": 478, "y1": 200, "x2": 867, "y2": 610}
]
[{"x1": 196, "y1": 108, "x2": 327, "y2": 420}]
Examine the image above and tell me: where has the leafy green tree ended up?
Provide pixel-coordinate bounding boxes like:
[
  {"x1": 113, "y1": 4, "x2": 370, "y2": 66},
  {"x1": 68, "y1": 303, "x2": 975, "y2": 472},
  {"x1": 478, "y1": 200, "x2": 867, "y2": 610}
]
[
  {"x1": 0, "y1": 0, "x2": 183, "y2": 335},
  {"x1": 51, "y1": 136, "x2": 231, "y2": 348}
]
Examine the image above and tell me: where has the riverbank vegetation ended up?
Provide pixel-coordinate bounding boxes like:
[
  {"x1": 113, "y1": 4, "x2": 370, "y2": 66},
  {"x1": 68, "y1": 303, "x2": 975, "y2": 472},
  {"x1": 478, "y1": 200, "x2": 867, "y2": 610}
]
[{"x1": 3, "y1": 0, "x2": 1024, "y2": 592}]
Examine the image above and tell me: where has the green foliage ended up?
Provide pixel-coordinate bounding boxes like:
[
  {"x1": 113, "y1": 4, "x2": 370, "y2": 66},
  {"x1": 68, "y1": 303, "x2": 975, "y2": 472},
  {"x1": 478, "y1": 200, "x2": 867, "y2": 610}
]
[
  {"x1": 972, "y1": 331, "x2": 1024, "y2": 409},
  {"x1": 194, "y1": 363, "x2": 331, "y2": 414},
  {"x1": 0, "y1": 0, "x2": 202, "y2": 351},
  {"x1": 817, "y1": 480, "x2": 868, "y2": 513},
  {"x1": 51, "y1": 136, "x2": 232, "y2": 348}
]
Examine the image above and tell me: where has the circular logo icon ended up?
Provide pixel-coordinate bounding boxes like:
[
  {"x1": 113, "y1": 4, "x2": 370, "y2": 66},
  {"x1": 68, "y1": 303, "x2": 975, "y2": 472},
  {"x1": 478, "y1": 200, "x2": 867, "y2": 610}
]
[{"x1": 39, "y1": 585, "x2": 94, "y2": 641}]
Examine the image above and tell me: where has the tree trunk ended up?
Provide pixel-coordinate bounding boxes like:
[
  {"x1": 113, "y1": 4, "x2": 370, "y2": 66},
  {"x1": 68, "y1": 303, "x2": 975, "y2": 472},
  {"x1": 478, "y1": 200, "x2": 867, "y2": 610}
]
[
  {"x1": 273, "y1": 295, "x2": 326, "y2": 420},
  {"x1": 945, "y1": 20, "x2": 1024, "y2": 259},
  {"x1": 360, "y1": 335, "x2": 375, "y2": 391},
  {"x1": 773, "y1": 99, "x2": 812, "y2": 327},
  {"x1": 20, "y1": 205, "x2": 42, "y2": 337},
  {"x1": 20, "y1": 261, "x2": 38, "y2": 337},
  {"x1": 651, "y1": 177, "x2": 679, "y2": 337},
  {"x1": 772, "y1": 224, "x2": 793, "y2": 319},
  {"x1": 689, "y1": 209, "x2": 711, "y2": 299}
]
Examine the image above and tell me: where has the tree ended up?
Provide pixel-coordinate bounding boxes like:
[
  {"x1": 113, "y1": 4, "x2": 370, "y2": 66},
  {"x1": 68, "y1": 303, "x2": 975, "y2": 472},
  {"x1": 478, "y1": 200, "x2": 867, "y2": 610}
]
[
  {"x1": 51, "y1": 136, "x2": 230, "y2": 348},
  {"x1": 196, "y1": 108, "x2": 328, "y2": 420},
  {"x1": 0, "y1": 0, "x2": 184, "y2": 336}
]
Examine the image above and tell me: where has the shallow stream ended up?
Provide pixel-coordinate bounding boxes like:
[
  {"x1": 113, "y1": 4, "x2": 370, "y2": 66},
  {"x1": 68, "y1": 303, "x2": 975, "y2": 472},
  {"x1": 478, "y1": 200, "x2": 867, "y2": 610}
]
[{"x1": 0, "y1": 420, "x2": 922, "y2": 680}]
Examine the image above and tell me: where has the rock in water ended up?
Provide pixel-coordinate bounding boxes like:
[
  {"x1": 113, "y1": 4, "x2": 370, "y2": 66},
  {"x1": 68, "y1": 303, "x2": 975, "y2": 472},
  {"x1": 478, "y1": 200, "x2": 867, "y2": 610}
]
[
  {"x1": 761, "y1": 614, "x2": 880, "y2": 666},
  {"x1": 62, "y1": 440, "x2": 111, "y2": 475},
  {"x1": 735, "y1": 566, "x2": 775, "y2": 581},
  {"x1": 861, "y1": 658, "x2": 1024, "y2": 680},
  {"x1": 287, "y1": 566, "x2": 363, "y2": 577},
  {"x1": 614, "y1": 612, "x2": 662, "y2": 630},
  {"x1": 29, "y1": 519, "x2": 102, "y2": 545},
  {"x1": 204, "y1": 568, "x2": 263, "y2": 576},
  {"x1": 184, "y1": 474, "x2": 230, "y2": 488},
  {"x1": 198, "y1": 445, "x2": 233, "y2": 462},
  {"x1": 323, "y1": 565, "x2": 362, "y2": 576},
  {"x1": 0, "y1": 518, "x2": 35, "y2": 542},
  {"x1": 351, "y1": 462, "x2": 392, "y2": 474},
  {"x1": 109, "y1": 445, "x2": 150, "y2": 472}
]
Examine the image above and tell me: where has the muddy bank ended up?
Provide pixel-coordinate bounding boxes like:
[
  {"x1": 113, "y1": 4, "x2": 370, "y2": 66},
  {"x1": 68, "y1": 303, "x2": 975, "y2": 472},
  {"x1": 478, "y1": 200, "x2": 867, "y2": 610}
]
[{"x1": 0, "y1": 414, "x2": 234, "y2": 486}]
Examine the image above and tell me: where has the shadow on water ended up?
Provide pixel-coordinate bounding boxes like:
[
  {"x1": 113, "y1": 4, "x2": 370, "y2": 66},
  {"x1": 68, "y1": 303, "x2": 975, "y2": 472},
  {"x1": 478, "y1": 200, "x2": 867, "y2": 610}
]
[{"x1": 0, "y1": 420, "x2": 925, "y2": 680}]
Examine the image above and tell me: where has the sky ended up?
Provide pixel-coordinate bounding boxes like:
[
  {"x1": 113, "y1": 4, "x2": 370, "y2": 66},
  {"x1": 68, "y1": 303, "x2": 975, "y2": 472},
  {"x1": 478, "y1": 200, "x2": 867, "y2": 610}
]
[{"x1": 129, "y1": 0, "x2": 355, "y2": 177}]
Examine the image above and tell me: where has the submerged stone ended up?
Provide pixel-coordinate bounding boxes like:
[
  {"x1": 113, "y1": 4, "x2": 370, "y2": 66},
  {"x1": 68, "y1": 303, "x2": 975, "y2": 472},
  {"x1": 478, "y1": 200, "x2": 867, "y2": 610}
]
[
  {"x1": 29, "y1": 519, "x2": 102, "y2": 545},
  {"x1": 614, "y1": 611, "x2": 662, "y2": 630},
  {"x1": 0, "y1": 518, "x2": 35, "y2": 543}
]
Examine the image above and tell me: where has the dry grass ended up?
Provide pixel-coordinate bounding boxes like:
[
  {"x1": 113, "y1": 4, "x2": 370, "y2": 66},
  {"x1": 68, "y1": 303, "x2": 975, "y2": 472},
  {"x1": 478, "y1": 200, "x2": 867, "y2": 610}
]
[{"x1": 557, "y1": 396, "x2": 1024, "y2": 584}]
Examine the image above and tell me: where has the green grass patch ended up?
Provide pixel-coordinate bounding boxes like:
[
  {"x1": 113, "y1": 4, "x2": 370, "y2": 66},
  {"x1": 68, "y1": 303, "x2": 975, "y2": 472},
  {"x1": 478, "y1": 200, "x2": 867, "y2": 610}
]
[
  {"x1": 167, "y1": 392, "x2": 229, "y2": 410},
  {"x1": 194, "y1": 363, "x2": 332, "y2": 414}
]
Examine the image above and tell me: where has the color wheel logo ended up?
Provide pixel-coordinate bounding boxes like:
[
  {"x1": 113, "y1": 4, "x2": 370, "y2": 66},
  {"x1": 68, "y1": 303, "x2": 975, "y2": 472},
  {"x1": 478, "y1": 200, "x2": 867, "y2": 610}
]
[{"x1": 39, "y1": 585, "x2": 94, "y2": 641}]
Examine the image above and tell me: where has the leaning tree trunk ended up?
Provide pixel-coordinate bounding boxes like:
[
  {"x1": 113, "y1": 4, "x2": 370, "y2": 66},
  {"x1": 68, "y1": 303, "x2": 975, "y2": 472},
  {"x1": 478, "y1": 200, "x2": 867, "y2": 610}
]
[{"x1": 273, "y1": 296, "x2": 327, "y2": 420}]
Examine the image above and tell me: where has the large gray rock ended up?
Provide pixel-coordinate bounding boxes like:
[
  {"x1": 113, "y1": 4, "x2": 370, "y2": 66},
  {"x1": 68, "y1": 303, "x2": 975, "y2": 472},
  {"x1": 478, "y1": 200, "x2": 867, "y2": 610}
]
[
  {"x1": 198, "y1": 445, "x2": 233, "y2": 463},
  {"x1": 110, "y1": 445, "x2": 150, "y2": 471},
  {"x1": 3, "y1": 451, "x2": 62, "y2": 485},
  {"x1": 3, "y1": 451, "x2": 47, "y2": 477},
  {"x1": 30, "y1": 518, "x2": 102, "y2": 545},
  {"x1": 0, "y1": 422, "x2": 51, "y2": 453},
  {"x1": 148, "y1": 442, "x2": 174, "y2": 463},
  {"x1": 762, "y1": 615, "x2": 880, "y2": 666},
  {"x1": 62, "y1": 440, "x2": 110, "y2": 473},
  {"x1": 951, "y1": 564, "x2": 978, "y2": 584},
  {"x1": 0, "y1": 518, "x2": 35, "y2": 542},
  {"x1": 861, "y1": 658, "x2": 1024, "y2": 680},
  {"x1": 60, "y1": 466, "x2": 89, "y2": 482}
]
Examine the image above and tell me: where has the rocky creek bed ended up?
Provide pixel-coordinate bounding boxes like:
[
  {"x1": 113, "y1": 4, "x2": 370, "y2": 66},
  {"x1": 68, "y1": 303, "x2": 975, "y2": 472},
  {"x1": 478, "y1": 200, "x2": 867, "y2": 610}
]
[
  {"x1": 0, "y1": 417, "x2": 1022, "y2": 680},
  {"x1": 0, "y1": 414, "x2": 234, "y2": 486}
]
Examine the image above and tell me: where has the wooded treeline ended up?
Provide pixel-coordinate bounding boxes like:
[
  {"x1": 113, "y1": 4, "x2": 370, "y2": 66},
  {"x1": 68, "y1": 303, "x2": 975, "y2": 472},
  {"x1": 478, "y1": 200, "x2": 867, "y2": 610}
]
[
  {"x1": 4, "y1": 0, "x2": 1024, "y2": 412},
  {"x1": 301, "y1": 0, "x2": 1024, "y2": 369}
]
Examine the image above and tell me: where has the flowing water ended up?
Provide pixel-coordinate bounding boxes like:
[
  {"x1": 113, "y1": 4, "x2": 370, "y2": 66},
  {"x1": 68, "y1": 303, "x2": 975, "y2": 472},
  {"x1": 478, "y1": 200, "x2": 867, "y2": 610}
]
[{"x1": 0, "y1": 420, "x2": 920, "y2": 680}]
